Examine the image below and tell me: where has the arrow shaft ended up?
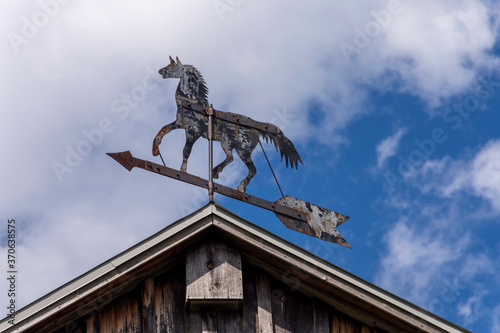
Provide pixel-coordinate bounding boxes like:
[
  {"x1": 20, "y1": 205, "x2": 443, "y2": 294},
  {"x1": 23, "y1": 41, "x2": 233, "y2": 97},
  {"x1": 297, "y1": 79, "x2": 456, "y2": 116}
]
[
  {"x1": 208, "y1": 106, "x2": 214, "y2": 201},
  {"x1": 110, "y1": 152, "x2": 306, "y2": 222}
]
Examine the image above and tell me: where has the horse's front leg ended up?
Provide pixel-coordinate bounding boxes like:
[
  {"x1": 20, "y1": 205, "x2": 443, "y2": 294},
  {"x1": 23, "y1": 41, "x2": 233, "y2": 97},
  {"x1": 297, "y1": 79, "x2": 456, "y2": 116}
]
[
  {"x1": 213, "y1": 142, "x2": 234, "y2": 179},
  {"x1": 153, "y1": 121, "x2": 181, "y2": 156},
  {"x1": 180, "y1": 131, "x2": 200, "y2": 172}
]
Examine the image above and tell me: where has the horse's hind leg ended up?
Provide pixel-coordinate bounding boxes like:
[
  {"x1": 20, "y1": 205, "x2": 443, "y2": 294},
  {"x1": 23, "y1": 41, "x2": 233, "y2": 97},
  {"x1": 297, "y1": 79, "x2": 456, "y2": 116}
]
[
  {"x1": 180, "y1": 130, "x2": 200, "y2": 172},
  {"x1": 213, "y1": 142, "x2": 234, "y2": 179},
  {"x1": 153, "y1": 121, "x2": 181, "y2": 156},
  {"x1": 236, "y1": 149, "x2": 256, "y2": 192}
]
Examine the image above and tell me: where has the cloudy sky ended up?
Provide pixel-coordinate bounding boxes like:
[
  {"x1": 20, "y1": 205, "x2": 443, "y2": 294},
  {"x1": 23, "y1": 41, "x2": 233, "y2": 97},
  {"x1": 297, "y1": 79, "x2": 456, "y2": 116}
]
[{"x1": 2, "y1": 0, "x2": 500, "y2": 331}]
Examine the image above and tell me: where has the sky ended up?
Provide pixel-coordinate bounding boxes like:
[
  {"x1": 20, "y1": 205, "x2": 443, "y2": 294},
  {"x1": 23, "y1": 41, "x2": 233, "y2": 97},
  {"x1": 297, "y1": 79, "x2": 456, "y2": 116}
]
[{"x1": 1, "y1": 0, "x2": 500, "y2": 331}]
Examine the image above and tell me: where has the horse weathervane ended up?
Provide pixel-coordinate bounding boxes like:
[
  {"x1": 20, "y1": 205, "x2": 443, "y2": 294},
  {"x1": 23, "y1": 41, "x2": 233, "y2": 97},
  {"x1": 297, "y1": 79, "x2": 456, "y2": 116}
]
[{"x1": 108, "y1": 56, "x2": 351, "y2": 248}]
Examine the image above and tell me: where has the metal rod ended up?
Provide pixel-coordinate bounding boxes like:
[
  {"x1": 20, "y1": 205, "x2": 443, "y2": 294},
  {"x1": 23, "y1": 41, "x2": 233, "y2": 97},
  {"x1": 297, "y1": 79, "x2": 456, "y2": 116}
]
[
  {"x1": 207, "y1": 104, "x2": 214, "y2": 202},
  {"x1": 259, "y1": 140, "x2": 284, "y2": 197},
  {"x1": 158, "y1": 150, "x2": 167, "y2": 167}
]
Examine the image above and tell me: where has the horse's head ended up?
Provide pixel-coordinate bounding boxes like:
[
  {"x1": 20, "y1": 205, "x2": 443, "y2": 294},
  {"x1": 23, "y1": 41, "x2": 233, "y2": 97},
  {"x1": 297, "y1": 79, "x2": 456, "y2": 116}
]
[{"x1": 158, "y1": 56, "x2": 184, "y2": 79}]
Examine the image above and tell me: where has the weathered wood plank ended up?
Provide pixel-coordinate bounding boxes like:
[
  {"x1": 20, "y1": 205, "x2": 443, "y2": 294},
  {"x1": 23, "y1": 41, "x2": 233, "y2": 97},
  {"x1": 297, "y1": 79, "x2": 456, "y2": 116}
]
[
  {"x1": 341, "y1": 318, "x2": 354, "y2": 332},
  {"x1": 155, "y1": 269, "x2": 185, "y2": 333},
  {"x1": 99, "y1": 291, "x2": 141, "y2": 333},
  {"x1": 362, "y1": 325, "x2": 372, "y2": 333},
  {"x1": 330, "y1": 313, "x2": 341, "y2": 333},
  {"x1": 85, "y1": 314, "x2": 98, "y2": 333},
  {"x1": 217, "y1": 310, "x2": 243, "y2": 333},
  {"x1": 313, "y1": 299, "x2": 329, "y2": 333},
  {"x1": 201, "y1": 310, "x2": 217, "y2": 333},
  {"x1": 185, "y1": 310, "x2": 203, "y2": 333},
  {"x1": 186, "y1": 240, "x2": 243, "y2": 310},
  {"x1": 270, "y1": 285, "x2": 287, "y2": 333},
  {"x1": 331, "y1": 310, "x2": 371, "y2": 333},
  {"x1": 141, "y1": 278, "x2": 155, "y2": 333},
  {"x1": 255, "y1": 270, "x2": 273, "y2": 333},
  {"x1": 242, "y1": 263, "x2": 258, "y2": 333},
  {"x1": 269, "y1": 277, "x2": 318, "y2": 333}
]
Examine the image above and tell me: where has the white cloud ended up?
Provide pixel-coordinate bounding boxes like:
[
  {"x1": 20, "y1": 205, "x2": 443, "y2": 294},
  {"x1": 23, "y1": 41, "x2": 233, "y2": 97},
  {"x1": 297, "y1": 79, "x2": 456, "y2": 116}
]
[
  {"x1": 376, "y1": 128, "x2": 406, "y2": 168},
  {"x1": 457, "y1": 291, "x2": 487, "y2": 326},
  {"x1": 377, "y1": 138, "x2": 500, "y2": 325},
  {"x1": 355, "y1": 0, "x2": 500, "y2": 105},
  {"x1": 376, "y1": 218, "x2": 468, "y2": 304},
  {"x1": 490, "y1": 305, "x2": 500, "y2": 333},
  {"x1": 422, "y1": 140, "x2": 500, "y2": 211},
  {"x1": 469, "y1": 141, "x2": 500, "y2": 210}
]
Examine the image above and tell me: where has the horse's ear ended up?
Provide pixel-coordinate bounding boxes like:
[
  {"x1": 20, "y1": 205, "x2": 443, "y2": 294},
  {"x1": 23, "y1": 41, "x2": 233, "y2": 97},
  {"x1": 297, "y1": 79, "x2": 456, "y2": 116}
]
[
  {"x1": 169, "y1": 55, "x2": 175, "y2": 64},
  {"x1": 176, "y1": 57, "x2": 182, "y2": 65}
]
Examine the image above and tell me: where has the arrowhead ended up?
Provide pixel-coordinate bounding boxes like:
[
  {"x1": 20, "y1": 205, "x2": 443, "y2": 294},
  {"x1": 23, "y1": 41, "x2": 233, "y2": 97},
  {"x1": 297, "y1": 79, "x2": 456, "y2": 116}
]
[
  {"x1": 275, "y1": 196, "x2": 351, "y2": 248},
  {"x1": 107, "y1": 151, "x2": 136, "y2": 171}
]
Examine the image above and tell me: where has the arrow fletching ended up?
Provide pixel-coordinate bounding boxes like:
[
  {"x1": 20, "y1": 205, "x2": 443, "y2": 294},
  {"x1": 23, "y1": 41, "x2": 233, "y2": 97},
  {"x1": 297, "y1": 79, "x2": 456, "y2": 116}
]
[{"x1": 274, "y1": 196, "x2": 351, "y2": 248}]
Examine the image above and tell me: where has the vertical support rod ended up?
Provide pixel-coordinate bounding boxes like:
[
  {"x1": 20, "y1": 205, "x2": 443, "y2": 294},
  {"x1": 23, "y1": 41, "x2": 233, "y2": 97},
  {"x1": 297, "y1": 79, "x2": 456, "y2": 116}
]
[{"x1": 207, "y1": 104, "x2": 214, "y2": 201}]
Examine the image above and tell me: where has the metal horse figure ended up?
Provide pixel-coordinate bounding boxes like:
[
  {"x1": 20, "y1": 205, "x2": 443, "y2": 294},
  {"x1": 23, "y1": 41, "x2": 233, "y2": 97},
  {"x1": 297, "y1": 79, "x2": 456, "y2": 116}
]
[{"x1": 152, "y1": 56, "x2": 303, "y2": 192}]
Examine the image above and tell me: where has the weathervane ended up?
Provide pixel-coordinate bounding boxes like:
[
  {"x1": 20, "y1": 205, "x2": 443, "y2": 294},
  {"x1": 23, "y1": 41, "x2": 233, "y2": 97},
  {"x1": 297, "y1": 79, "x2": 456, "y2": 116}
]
[{"x1": 108, "y1": 56, "x2": 351, "y2": 248}]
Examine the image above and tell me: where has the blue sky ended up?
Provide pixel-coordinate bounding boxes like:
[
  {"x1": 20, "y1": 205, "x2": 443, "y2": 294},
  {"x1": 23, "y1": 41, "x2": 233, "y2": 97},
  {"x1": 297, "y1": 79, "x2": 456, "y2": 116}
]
[{"x1": 2, "y1": 0, "x2": 500, "y2": 331}]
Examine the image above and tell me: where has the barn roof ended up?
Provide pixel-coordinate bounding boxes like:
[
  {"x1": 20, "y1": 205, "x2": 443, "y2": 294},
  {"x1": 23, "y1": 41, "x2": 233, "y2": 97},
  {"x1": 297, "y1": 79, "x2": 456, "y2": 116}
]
[{"x1": 0, "y1": 202, "x2": 470, "y2": 333}]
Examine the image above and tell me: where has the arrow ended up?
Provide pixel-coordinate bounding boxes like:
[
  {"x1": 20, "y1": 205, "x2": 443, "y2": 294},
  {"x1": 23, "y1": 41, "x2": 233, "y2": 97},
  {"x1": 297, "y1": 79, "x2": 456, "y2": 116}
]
[
  {"x1": 275, "y1": 196, "x2": 350, "y2": 248},
  {"x1": 107, "y1": 151, "x2": 350, "y2": 248}
]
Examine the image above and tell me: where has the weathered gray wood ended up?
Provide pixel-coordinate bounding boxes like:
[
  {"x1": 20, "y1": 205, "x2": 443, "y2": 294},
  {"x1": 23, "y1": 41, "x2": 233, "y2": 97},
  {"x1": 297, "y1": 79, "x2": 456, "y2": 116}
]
[
  {"x1": 99, "y1": 291, "x2": 141, "y2": 333},
  {"x1": 292, "y1": 292, "x2": 315, "y2": 332},
  {"x1": 201, "y1": 310, "x2": 217, "y2": 333},
  {"x1": 185, "y1": 310, "x2": 203, "y2": 333},
  {"x1": 313, "y1": 299, "x2": 329, "y2": 333},
  {"x1": 141, "y1": 278, "x2": 155, "y2": 333},
  {"x1": 186, "y1": 240, "x2": 243, "y2": 310},
  {"x1": 85, "y1": 314, "x2": 98, "y2": 333},
  {"x1": 270, "y1": 277, "x2": 318, "y2": 333},
  {"x1": 155, "y1": 269, "x2": 185, "y2": 333},
  {"x1": 242, "y1": 264, "x2": 258, "y2": 333},
  {"x1": 331, "y1": 310, "x2": 369, "y2": 333},
  {"x1": 270, "y1": 283, "x2": 286, "y2": 333},
  {"x1": 217, "y1": 310, "x2": 243, "y2": 333},
  {"x1": 330, "y1": 313, "x2": 341, "y2": 333},
  {"x1": 362, "y1": 325, "x2": 372, "y2": 333},
  {"x1": 85, "y1": 317, "x2": 94, "y2": 333},
  {"x1": 255, "y1": 270, "x2": 273, "y2": 333}
]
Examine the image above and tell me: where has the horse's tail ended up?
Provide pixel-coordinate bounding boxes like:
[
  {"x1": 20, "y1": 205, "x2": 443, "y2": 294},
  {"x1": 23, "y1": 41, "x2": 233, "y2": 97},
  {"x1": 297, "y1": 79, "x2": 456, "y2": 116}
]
[{"x1": 260, "y1": 124, "x2": 303, "y2": 169}]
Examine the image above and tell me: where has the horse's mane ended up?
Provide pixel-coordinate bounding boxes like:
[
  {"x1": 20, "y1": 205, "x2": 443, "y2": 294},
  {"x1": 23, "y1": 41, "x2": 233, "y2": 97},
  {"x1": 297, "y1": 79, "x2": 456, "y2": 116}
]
[{"x1": 184, "y1": 65, "x2": 209, "y2": 103}]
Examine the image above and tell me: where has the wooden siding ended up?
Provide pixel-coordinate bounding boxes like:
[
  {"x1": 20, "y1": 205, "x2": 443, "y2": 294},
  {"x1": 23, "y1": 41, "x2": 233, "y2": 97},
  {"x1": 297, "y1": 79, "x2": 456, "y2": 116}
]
[
  {"x1": 51, "y1": 259, "x2": 388, "y2": 333},
  {"x1": 186, "y1": 241, "x2": 243, "y2": 310}
]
